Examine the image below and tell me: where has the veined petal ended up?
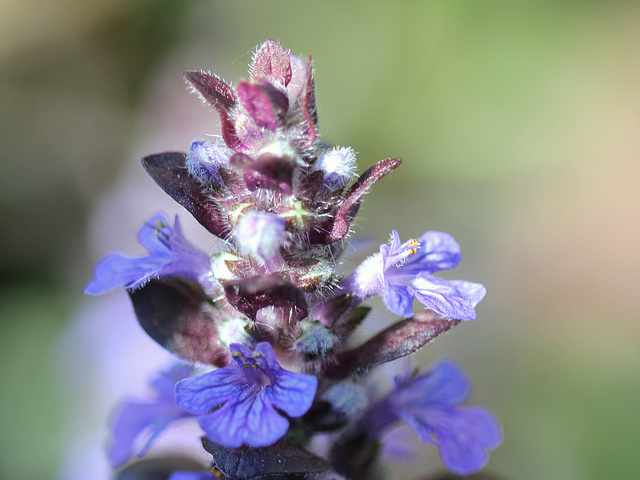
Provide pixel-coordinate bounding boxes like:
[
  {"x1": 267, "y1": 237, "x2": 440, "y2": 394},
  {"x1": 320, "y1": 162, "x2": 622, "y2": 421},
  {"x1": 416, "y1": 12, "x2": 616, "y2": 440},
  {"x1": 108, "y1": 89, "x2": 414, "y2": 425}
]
[
  {"x1": 178, "y1": 343, "x2": 315, "y2": 448},
  {"x1": 413, "y1": 231, "x2": 462, "y2": 273},
  {"x1": 197, "y1": 390, "x2": 289, "y2": 448},
  {"x1": 268, "y1": 369, "x2": 317, "y2": 417},
  {"x1": 413, "y1": 275, "x2": 486, "y2": 320},
  {"x1": 175, "y1": 365, "x2": 250, "y2": 415},
  {"x1": 382, "y1": 284, "x2": 414, "y2": 318},
  {"x1": 84, "y1": 253, "x2": 166, "y2": 295},
  {"x1": 419, "y1": 406, "x2": 502, "y2": 475},
  {"x1": 396, "y1": 358, "x2": 471, "y2": 406}
]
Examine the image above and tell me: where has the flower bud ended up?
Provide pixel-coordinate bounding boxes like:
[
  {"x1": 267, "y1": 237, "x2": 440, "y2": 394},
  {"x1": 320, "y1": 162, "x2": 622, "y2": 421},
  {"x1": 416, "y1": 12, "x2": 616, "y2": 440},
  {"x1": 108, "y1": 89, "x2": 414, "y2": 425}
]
[
  {"x1": 236, "y1": 212, "x2": 286, "y2": 266},
  {"x1": 186, "y1": 140, "x2": 230, "y2": 187},
  {"x1": 313, "y1": 146, "x2": 357, "y2": 190}
]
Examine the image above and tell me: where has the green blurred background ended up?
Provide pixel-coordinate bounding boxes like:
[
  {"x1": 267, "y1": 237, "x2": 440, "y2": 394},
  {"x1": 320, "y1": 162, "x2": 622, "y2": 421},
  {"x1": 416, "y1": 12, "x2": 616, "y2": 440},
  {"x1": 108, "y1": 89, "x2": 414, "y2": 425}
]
[{"x1": 1, "y1": 1, "x2": 638, "y2": 479}]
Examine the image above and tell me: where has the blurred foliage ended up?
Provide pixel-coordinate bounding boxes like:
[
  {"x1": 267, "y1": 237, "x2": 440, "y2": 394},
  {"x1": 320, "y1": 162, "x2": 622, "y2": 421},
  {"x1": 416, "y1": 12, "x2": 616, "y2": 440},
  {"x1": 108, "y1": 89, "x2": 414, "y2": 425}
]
[{"x1": 0, "y1": 1, "x2": 638, "y2": 480}]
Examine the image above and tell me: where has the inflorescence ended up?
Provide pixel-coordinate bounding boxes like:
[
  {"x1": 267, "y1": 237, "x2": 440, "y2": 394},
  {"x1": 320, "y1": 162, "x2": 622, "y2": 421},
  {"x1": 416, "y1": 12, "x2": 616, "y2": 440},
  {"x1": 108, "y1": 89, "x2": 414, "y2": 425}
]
[{"x1": 86, "y1": 40, "x2": 501, "y2": 480}]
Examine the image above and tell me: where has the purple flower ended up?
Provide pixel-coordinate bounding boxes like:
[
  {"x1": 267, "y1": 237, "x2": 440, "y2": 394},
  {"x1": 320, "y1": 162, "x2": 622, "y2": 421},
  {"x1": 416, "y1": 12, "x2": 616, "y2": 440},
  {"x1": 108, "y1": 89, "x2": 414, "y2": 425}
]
[
  {"x1": 108, "y1": 363, "x2": 194, "y2": 468},
  {"x1": 364, "y1": 359, "x2": 502, "y2": 475},
  {"x1": 175, "y1": 342, "x2": 317, "y2": 448},
  {"x1": 235, "y1": 212, "x2": 286, "y2": 270},
  {"x1": 186, "y1": 140, "x2": 231, "y2": 188},
  {"x1": 343, "y1": 230, "x2": 486, "y2": 320},
  {"x1": 312, "y1": 146, "x2": 357, "y2": 190},
  {"x1": 84, "y1": 214, "x2": 211, "y2": 295}
]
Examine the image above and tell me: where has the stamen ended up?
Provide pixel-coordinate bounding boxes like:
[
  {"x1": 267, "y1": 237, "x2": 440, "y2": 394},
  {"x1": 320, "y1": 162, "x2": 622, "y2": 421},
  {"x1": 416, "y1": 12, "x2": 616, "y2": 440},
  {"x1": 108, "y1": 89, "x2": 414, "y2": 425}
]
[
  {"x1": 209, "y1": 467, "x2": 223, "y2": 478},
  {"x1": 252, "y1": 351, "x2": 262, "y2": 358},
  {"x1": 233, "y1": 351, "x2": 243, "y2": 358},
  {"x1": 407, "y1": 239, "x2": 420, "y2": 255}
]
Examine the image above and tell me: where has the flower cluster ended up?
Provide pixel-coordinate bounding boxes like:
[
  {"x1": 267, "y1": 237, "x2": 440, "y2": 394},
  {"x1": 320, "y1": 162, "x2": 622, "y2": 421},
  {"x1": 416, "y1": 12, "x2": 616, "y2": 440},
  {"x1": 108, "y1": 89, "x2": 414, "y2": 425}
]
[{"x1": 86, "y1": 40, "x2": 501, "y2": 480}]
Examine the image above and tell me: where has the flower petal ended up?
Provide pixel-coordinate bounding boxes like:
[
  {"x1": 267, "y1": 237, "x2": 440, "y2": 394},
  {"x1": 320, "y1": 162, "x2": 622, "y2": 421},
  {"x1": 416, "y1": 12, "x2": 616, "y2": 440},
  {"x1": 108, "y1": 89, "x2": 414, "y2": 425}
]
[
  {"x1": 427, "y1": 406, "x2": 502, "y2": 475},
  {"x1": 413, "y1": 276, "x2": 486, "y2": 320},
  {"x1": 414, "y1": 231, "x2": 462, "y2": 273},
  {"x1": 197, "y1": 390, "x2": 289, "y2": 447},
  {"x1": 382, "y1": 284, "x2": 414, "y2": 317},
  {"x1": 137, "y1": 214, "x2": 174, "y2": 255},
  {"x1": 175, "y1": 365, "x2": 248, "y2": 415},
  {"x1": 268, "y1": 368, "x2": 317, "y2": 417},
  {"x1": 84, "y1": 253, "x2": 166, "y2": 295},
  {"x1": 396, "y1": 358, "x2": 471, "y2": 406},
  {"x1": 108, "y1": 400, "x2": 190, "y2": 468}
]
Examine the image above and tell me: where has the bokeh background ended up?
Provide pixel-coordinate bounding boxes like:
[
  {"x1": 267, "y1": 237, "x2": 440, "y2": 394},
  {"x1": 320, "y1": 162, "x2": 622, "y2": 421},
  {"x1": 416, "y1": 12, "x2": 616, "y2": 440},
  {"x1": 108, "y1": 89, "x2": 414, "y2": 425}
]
[{"x1": 1, "y1": 1, "x2": 638, "y2": 479}]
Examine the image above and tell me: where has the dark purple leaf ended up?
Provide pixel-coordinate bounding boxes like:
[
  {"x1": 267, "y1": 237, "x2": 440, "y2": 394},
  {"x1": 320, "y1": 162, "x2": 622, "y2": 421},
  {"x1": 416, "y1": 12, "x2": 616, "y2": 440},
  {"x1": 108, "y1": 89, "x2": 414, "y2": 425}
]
[
  {"x1": 115, "y1": 456, "x2": 206, "y2": 480},
  {"x1": 328, "y1": 431, "x2": 379, "y2": 480},
  {"x1": 333, "y1": 305, "x2": 371, "y2": 338},
  {"x1": 313, "y1": 295, "x2": 354, "y2": 328},
  {"x1": 251, "y1": 39, "x2": 293, "y2": 86},
  {"x1": 229, "y1": 152, "x2": 252, "y2": 168},
  {"x1": 202, "y1": 437, "x2": 330, "y2": 480},
  {"x1": 323, "y1": 310, "x2": 459, "y2": 379},
  {"x1": 237, "y1": 81, "x2": 289, "y2": 132},
  {"x1": 223, "y1": 275, "x2": 308, "y2": 322},
  {"x1": 142, "y1": 152, "x2": 231, "y2": 239},
  {"x1": 183, "y1": 71, "x2": 242, "y2": 150},
  {"x1": 183, "y1": 70, "x2": 236, "y2": 111},
  {"x1": 301, "y1": 56, "x2": 317, "y2": 147},
  {"x1": 243, "y1": 154, "x2": 295, "y2": 194},
  {"x1": 129, "y1": 278, "x2": 230, "y2": 367},
  {"x1": 293, "y1": 169, "x2": 323, "y2": 201},
  {"x1": 325, "y1": 157, "x2": 402, "y2": 244},
  {"x1": 218, "y1": 166, "x2": 246, "y2": 196}
]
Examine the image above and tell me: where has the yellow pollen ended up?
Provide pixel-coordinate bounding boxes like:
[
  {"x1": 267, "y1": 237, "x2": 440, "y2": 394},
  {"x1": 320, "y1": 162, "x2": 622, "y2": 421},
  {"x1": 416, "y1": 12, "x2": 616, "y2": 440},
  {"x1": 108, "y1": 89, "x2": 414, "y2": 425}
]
[
  {"x1": 252, "y1": 363, "x2": 259, "y2": 369},
  {"x1": 243, "y1": 364, "x2": 250, "y2": 369},
  {"x1": 232, "y1": 351, "x2": 243, "y2": 358},
  {"x1": 209, "y1": 467, "x2": 223, "y2": 478},
  {"x1": 155, "y1": 220, "x2": 165, "y2": 228},
  {"x1": 407, "y1": 239, "x2": 419, "y2": 255},
  {"x1": 252, "y1": 352, "x2": 262, "y2": 358}
]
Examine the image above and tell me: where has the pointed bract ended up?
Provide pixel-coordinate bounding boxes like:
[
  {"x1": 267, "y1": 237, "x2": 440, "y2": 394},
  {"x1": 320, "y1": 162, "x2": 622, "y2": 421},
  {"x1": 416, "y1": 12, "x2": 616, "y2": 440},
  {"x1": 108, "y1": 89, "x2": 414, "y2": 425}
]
[
  {"x1": 142, "y1": 152, "x2": 232, "y2": 239},
  {"x1": 129, "y1": 278, "x2": 230, "y2": 366},
  {"x1": 323, "y1": 310, "x2": 459, "y2": 379},
  {"x1": 251, "y1": 39, "x2": 293, "y2": 86}
]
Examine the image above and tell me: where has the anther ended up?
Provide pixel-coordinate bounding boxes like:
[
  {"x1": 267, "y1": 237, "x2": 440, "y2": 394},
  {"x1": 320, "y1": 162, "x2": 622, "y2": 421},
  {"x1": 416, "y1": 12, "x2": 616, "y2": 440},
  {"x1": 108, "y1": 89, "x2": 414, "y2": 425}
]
[{"x1": 407, "y1": 239, "x2": 420, "y2": 255}]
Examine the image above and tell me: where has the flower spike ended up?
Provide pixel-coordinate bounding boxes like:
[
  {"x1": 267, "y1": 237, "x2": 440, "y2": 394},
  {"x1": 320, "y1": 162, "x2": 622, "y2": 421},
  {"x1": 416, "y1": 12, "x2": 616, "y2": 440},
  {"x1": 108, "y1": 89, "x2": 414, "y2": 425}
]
[{"x1": 86, "y1": 39, "x2": 500, "y2": 478}]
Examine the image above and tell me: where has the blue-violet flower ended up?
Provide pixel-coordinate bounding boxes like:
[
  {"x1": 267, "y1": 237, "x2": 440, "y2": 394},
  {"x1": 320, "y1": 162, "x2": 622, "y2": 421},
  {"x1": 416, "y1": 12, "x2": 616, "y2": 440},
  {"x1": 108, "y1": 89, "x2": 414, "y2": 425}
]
[
  {"x1": 84, "y1": 214, "x2": 211, "y2": 295},
  {"x1": 175, "y1": 342, "x2": 317, "y2": 448},
  {"x1": 344, "y1": 230, "x2": 486, "y2": 319},
  {"x1": 108, "y1": 363, "x2": 194, "y2": 468},
  {"x1": 364, "y1": 358, "x2": 502, "y2": 475}
]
